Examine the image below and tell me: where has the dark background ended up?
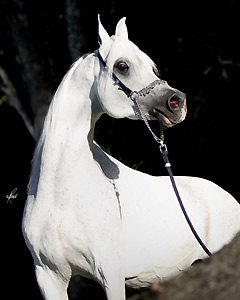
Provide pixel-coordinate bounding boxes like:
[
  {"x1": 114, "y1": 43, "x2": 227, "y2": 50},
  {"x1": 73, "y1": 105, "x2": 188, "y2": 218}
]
[{"x1": 0, "y1": 0, "x2": 239, "y2": 299}]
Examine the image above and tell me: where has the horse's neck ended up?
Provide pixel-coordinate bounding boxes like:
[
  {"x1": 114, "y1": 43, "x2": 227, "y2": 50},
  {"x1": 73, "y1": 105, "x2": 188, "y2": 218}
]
[{"x1": 29, "y1": 54, "x2": 101, "y2": 195}]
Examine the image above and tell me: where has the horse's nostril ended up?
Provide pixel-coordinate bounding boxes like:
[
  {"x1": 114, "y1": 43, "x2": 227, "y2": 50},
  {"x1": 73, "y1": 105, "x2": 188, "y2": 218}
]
[{"x1": 168, "y1": 95, "x2": 180, "y2": 111}]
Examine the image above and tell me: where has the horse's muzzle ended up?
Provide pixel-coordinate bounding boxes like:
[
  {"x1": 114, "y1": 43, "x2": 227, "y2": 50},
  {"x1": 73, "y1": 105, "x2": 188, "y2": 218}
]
[{"x1": 151, "y1": 88, "x2": 186, "y2": 128}]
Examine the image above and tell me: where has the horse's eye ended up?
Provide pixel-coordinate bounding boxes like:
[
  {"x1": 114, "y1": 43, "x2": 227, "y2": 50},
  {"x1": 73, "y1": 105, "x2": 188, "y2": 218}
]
[{"x1": 115, "y1": 61, "x2": 129, "y2": 73}]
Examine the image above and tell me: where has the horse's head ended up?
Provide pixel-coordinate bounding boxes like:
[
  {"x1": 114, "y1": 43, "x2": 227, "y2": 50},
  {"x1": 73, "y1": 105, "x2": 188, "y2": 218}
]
[{"x1": 96, "y1": 16, "x2": 186, "y2": 128}]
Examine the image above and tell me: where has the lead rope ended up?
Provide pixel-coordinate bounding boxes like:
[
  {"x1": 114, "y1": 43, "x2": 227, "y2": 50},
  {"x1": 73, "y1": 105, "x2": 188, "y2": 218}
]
[
  {"x1": 132, "y1": 95, "x2": 212, "y2": 257},
  {"x1": 159, "y1": 141, "x2": 212, "y2": 257}
]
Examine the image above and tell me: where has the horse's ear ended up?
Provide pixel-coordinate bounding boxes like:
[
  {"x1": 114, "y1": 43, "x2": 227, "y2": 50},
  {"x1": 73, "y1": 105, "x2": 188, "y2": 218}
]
[
  {"x1": 115, "y1": 17, "x2": 128, "y2": 39},
  {"x1": 98, "y1": 15, "x2": 111, "y2": 50}
]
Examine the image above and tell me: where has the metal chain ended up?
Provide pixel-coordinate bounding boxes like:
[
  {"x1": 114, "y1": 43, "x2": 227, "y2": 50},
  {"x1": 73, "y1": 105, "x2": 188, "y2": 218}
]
[
  {"x1": 137, "y1": 80, "x2": 162, "y2": 97},
  {"x1": 130, "y1": 92, "x2": 163, "y2": 144}
]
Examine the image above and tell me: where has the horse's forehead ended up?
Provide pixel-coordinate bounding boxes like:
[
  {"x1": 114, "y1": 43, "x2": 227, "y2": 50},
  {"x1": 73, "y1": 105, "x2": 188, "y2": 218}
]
[{"x1": 109, "y1": 36, "x2": 151, "y2": 66}]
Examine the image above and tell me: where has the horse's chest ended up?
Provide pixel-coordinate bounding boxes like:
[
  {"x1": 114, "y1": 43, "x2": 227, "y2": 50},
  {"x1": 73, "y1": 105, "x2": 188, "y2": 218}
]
[{"x1": 34, "y1": 171, "x2": 120, "y2": 241}]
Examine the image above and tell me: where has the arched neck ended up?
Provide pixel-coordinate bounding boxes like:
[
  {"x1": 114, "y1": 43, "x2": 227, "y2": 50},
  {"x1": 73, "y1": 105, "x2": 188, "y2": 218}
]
[{"x1": 30, "y1": 53, "x2": 104, "y2": 194}]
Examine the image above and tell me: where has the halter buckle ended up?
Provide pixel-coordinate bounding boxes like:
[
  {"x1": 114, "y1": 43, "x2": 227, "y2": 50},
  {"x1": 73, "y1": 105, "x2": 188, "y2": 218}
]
[
  {"x1": 130, "y1": 91, "x2": 139, "y2": 102},
  {"x1": 159, "y1": 142, "x2": 168, "y2": 154}
]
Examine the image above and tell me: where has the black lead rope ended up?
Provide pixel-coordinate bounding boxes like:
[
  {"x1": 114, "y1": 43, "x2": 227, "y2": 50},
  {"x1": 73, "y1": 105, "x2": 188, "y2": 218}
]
[
  {"x1": 159, "y1": 140, "x2": 212, "y2": 257},
  {"x1": 97, "y1": 49, "x2": 212, "y2": 257}
]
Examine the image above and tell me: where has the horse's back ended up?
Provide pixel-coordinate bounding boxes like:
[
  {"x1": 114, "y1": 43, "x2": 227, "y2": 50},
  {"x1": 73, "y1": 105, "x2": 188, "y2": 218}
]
[
  {"x1": 119, "y1": 173, "x2": 240, "y2": 282},
  {"x1": 98, "y1": 146, "x2": 240, "y2": 252},
  {"x1": 167, "y1": 176, "x2": 240, "y2": 255},
  {"x1": 93, "y1": 145, "x2": 240, "y2": 253}
]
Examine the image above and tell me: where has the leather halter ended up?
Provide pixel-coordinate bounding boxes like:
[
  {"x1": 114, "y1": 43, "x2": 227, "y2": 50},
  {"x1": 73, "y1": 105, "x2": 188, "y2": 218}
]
[{"x1": 96, "y1": 49, "x2": 165, "y2": 143}]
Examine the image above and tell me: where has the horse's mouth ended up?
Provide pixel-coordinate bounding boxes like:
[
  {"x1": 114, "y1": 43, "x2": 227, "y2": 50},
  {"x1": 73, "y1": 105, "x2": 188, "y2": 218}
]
[{"x1": 152, "y1": 108, "x2": 178, "y2": 128}]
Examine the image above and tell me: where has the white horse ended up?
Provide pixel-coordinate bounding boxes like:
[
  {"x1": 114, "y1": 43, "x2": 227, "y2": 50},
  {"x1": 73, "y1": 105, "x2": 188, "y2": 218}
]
[{"x1": 22, "y1": 16, "x2": 240, "y2": 300}]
